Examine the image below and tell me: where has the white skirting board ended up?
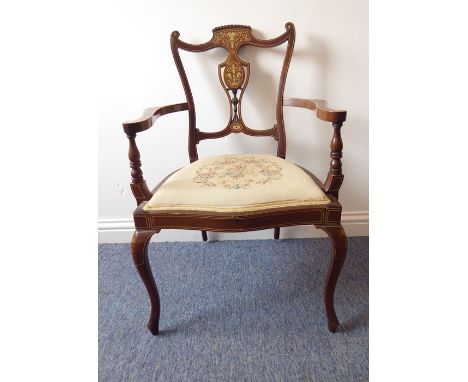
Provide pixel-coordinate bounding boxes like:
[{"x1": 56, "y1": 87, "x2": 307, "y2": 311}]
[{"x1": 98, "y1": 211, "x2": 368, "y2": 243}]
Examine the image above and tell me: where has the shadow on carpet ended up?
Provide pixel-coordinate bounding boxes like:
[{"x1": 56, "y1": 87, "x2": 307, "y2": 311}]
[{"x1": 99, "y1": 237, "x2": 368, "y2": 382}]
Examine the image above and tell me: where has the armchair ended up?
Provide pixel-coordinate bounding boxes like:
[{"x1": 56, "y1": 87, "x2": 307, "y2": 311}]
[{"x1": 123, "y1": 23, "x2": 348, "y2": 335}]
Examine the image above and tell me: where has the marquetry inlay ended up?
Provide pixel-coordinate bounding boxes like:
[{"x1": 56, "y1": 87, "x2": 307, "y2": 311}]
[
  {"x1": 223, "y1": 54, "x2": 244, "y2": 89},
  {"x1": 230, "y1": 122, "x2": 243, "y2": 133},
  {"x1": 212, "y1": 28, "x2": 252, "y2": 51},
  {"x1": 212, "y1": 26, "x2": 254, "y2": 131}
]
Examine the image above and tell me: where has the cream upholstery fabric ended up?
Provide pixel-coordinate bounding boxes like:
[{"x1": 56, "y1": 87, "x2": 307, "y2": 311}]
[{"x1": 144, "y1": 154, "x2": 330, "y2": 213}]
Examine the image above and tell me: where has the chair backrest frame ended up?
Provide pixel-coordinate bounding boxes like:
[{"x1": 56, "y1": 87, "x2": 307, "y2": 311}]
[{"x1": 170, "y1": 22, "x2": 296, "y2": 162}]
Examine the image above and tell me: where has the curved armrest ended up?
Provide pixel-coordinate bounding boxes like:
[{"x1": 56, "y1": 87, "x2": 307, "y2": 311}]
[
  {"x1": 122, "y1": 102, "x2": 188, "y2": 134},
  {"x1": 283, "y1": 97, "x2": 346, "y2": 123},
  {"x1": 123, "y1": 102, "x2": 188, "y2": 205},
  {"x1": 284, "y1": 97, "x2": 346, "y2": 199}
]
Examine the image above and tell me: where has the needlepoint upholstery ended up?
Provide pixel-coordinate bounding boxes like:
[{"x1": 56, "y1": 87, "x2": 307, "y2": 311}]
[{"x1": 144, "y1": 154, "x2": 330, "y2": 213}]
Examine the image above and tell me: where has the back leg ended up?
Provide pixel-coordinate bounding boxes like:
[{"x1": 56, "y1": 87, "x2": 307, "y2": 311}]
[{"x1": 274, "y1": 227, "x2": 280, "y2": 240}]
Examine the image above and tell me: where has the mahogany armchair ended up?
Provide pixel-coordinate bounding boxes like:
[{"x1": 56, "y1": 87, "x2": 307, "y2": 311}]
[{"x1": 123, "y1": 23, "x2": 348, "y2": 335}]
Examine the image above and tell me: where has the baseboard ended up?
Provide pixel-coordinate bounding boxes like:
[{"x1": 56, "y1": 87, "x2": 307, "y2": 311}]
[{"x1": 98, "y1": 211, "x2": 368, "y2": 243}]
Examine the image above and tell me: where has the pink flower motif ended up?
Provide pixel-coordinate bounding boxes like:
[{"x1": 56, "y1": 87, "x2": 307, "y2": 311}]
[{"x1": 193, "y1": 156, "x2": 283, "y2": 189}]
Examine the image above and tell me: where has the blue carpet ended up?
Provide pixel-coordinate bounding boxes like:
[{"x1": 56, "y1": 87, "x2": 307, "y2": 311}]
[{"x1": 99, "y1": 237, "x2": 368, "y2": 381}]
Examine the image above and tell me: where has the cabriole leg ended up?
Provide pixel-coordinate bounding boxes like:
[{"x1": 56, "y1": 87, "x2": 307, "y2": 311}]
[
  {"x1": 131, "y1": 230, "x2": 160, "y2": 335},
  {"x1": 317, "y1": 225, "x2": 348, "y2": 332}
]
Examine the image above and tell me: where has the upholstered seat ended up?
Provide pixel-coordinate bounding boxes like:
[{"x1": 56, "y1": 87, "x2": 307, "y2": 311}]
[{"x1": 144, "y1": 154, "x2": 330, "y2": 213}]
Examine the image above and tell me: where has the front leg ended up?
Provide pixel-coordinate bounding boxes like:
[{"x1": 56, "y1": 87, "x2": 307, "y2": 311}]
[
  {"x1": 317, "y1": 224, "x2": 348, "y2": 332},
  {"x1": 131, "y1": 230, "x2": 160, "y2": 335}
]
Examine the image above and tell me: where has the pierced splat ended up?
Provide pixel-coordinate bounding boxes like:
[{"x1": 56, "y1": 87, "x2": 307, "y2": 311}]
[
  {"x1": 232, "y1": 90, "x2": 239, "y2": 121},
  {"x1": 171, "y1": 23, "x2": 295, "y2": 161},
  {"x1": 230, "y1": 89, "x2": 242, "y2": 132},
  {"x1": 218, "y1": 63, "x2": 250, "y2": 133},
  {"x1": 214, "y1": 27, "x2": 253, "y2": 134}
]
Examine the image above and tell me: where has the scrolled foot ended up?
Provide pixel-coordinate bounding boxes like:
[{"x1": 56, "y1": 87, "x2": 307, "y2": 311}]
[
  {"x1": 148, "y1": 320, "x2": 159, "y2": 335},
  {"x1": 328, "y1": 318, "x2": 339, "y2": 333}
]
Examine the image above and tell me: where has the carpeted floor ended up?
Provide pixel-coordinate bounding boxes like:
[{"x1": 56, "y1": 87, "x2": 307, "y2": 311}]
[{"x1": 99, "y1": 237, "x2": 368, "y2": 382}]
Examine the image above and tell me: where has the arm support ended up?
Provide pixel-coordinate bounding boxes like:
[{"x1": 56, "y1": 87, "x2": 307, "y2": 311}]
[
  {"x1": 123, "y1": 102, "x2": 188, "y2": 134},
  {"x1": 122, "y1": 102, "x2": 188, "y2": 205},
  {"x1": 283, "y1": 97, "x2": 346, "y2": 123},
  {"x1": 284, "y1": 97, "x2": 346, "y2": 199},
  {"x1": 323, "y1": 122, "x2": 344, "y2": 199}
]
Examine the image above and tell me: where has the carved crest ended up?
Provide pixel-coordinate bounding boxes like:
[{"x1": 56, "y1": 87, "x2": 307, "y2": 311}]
[{"x1": 212, "y1": 27, "x2": 252, "y2": 51}]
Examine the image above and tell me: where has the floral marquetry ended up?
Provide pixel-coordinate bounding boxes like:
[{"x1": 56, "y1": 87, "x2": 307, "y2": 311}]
[
  {"x1": 223, "y1": 54, "x2": 245, "y2": 89},
  {"x1": 212, "y1": 27, "x2": 252, "y2": 51},
  {"x1": 212, "y1": 27, "x2": 252, "y2": 92}
]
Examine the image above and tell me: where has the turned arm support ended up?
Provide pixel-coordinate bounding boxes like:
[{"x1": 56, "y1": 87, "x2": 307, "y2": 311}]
[
  {"x1": 123, "y1": 102, "x2": 188, "y2": 205},
  {"x1": 322, "y1": 121, "x2": 344, "y2": 199},
  {"x1": 283, "y1": 97, "x2": 346, "y2": 199}
]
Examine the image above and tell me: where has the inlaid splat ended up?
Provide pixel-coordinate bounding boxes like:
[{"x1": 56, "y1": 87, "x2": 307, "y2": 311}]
[{"x1": 212, "y1": 26, "x2": 253, "y2": 134}]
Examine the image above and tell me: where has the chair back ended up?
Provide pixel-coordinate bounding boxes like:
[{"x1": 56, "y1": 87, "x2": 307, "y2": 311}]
[{"x1": 170, "y1": 23, "x2": 296, "y2": 162}]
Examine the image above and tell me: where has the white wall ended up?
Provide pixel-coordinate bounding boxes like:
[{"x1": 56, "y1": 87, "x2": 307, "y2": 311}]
[{"x1": 98, "y1": 0, "x2": 368, "y2": 242}]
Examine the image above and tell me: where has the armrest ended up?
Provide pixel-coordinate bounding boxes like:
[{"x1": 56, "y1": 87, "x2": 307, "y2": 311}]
[
  {"x1": 123, "y1": 102, "x2": 188, "y2": 205},
  {"x1": 283, "y1": 97, "x2": 346, "y2": 123},
  {"x1": 284, "y1": 97, "x2": 347, "y2": 199},
  {"x1": 122, "y1": 102, "x2": 188, "y2": 134}
]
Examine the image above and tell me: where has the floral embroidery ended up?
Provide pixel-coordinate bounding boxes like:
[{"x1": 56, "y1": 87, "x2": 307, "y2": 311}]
[{"x1": 193, "y1": 156, "x2": 283, "y2": 189}]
